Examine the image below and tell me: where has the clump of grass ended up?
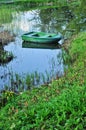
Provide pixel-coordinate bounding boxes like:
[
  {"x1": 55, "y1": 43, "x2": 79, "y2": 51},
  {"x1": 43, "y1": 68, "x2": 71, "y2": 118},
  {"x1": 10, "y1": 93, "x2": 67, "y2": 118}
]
[
  {"x1": 0, "y1": 90, "x2": 15, "y2": 108},
  {"x1": 0, "y1": 50, "x2": 14, "y2": 64}
]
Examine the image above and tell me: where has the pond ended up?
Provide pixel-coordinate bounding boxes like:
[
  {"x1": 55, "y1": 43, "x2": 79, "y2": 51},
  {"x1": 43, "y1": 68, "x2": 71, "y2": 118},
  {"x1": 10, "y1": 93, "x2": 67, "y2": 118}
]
[{"x1": 0, "y1": 3, "x2": 86, "y2": 90}]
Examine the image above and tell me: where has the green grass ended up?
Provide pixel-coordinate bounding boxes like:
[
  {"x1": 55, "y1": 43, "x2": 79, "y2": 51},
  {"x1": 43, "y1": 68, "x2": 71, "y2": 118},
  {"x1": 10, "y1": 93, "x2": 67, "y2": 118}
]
[
  {"x1": 0, "y1": 32, "x2": 86, "y2": 129},
  {"x1": 0, "y1": 50, "x2": 14, "y2": 64},
  {"x1": 0, "y1": 4, "x2": 15, "y2": 25},
  {"x1": 0, "y1": 0, "x2": 81, "y2": 7}
]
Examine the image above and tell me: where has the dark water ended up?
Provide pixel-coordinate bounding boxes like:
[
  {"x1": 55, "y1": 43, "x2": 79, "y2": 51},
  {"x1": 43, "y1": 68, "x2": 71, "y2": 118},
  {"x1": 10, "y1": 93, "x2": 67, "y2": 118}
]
[{"x1": 0, "y1": 5, "x2": 86, "y2": 90}]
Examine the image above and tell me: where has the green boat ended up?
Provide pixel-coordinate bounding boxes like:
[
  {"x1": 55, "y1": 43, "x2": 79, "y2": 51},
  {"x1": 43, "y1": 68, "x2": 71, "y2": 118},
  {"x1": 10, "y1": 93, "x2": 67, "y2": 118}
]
[{"x1": 21, "y1": 31, "x2": 63, "y2": 44}]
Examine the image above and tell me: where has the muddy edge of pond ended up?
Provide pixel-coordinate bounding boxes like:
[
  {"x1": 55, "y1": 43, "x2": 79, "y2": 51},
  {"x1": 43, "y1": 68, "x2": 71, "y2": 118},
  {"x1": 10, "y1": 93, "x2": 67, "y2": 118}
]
[
  {"x1": 62, "y1": 35, "x2": 76, "y2": 51},
  {"x1": 0, "y1": 31, "x2": 15, "y2": 64},
  {"x1": 0, "y1": 31, "x2": 15, "y2": 46}
]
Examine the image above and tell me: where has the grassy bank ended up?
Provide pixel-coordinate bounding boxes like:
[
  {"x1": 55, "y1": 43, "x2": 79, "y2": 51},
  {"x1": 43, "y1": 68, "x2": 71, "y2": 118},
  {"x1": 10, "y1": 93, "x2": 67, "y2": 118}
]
[
  {"x1": 0, "y1": 0, "x2": 81, "y2": 7},
  {"x1": 0, "y1": 32, "x2": 86, "y2": 129}
]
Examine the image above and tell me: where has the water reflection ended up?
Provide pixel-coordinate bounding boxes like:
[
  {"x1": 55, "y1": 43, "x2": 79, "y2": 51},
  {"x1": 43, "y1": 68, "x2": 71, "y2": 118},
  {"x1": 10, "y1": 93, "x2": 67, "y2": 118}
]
[
  {"x1": 3, "y1": 10, "x2": 41, "y2": 35},
  {"x1": 0, "y1": 38, "x2": 64, "y2": 89},
  {"x1": 3, "y1": 8, "x2": 71, "y2": 36}
]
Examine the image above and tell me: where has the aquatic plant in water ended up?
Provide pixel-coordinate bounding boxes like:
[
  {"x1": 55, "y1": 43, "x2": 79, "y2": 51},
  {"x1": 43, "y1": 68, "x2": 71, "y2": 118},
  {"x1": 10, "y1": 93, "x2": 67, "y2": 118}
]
[{"x1": 0, "y1": 50, "x2": 14, "y2": 64}]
